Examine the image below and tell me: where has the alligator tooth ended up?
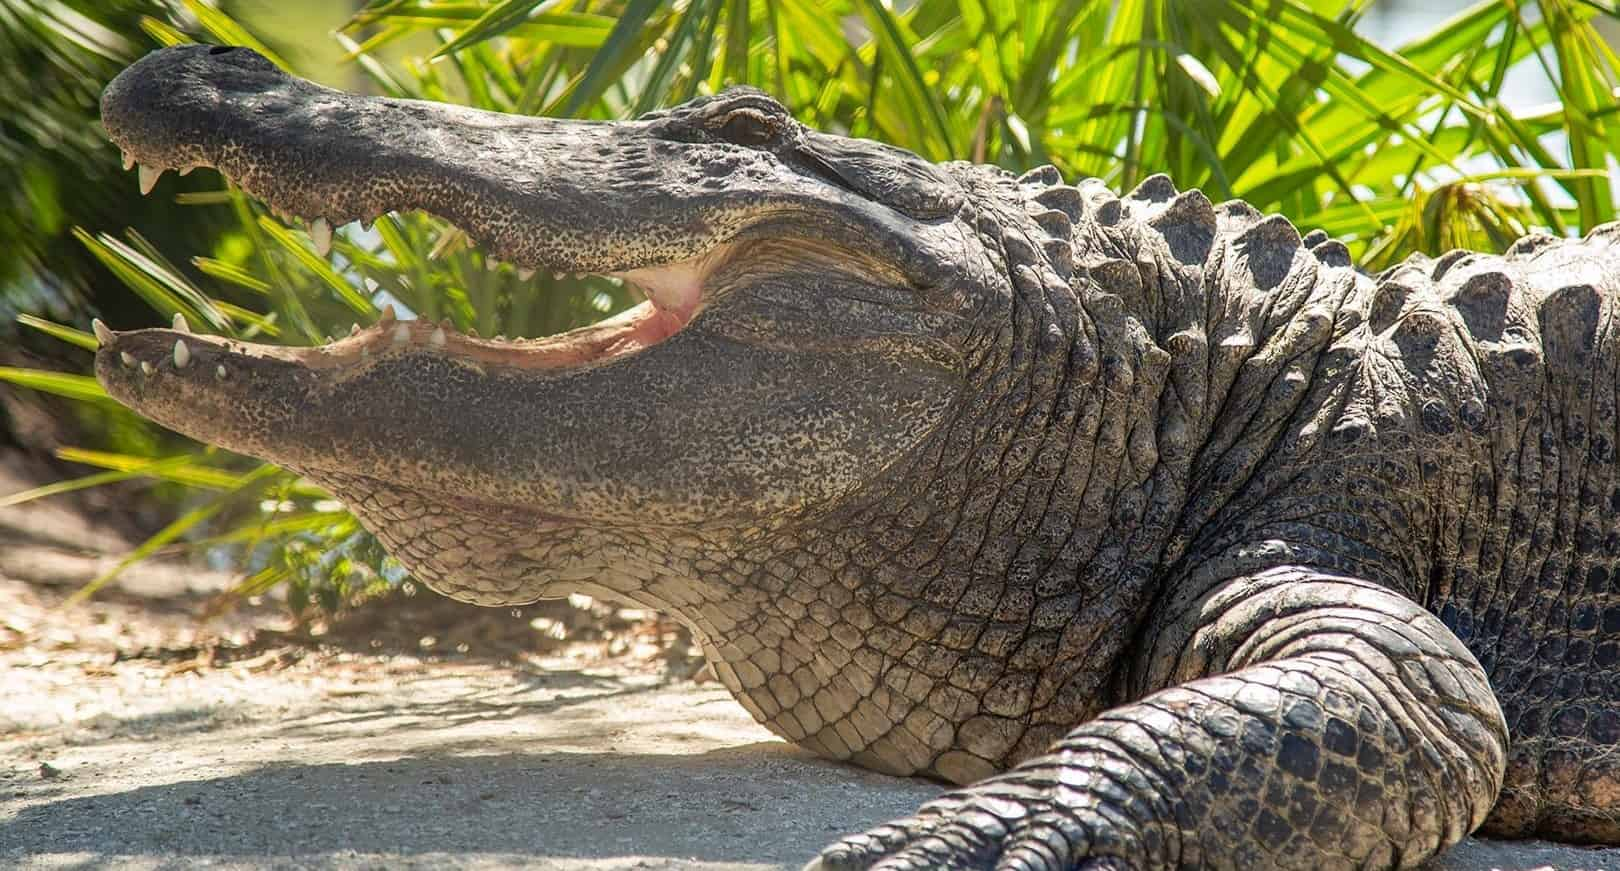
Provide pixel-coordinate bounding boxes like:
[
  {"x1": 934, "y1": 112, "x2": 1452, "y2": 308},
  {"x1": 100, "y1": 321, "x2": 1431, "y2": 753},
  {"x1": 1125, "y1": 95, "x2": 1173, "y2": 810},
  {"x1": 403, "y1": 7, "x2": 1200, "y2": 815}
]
[
  {"x1": 119, "y1": 351, "x2": 136, "y2": 368},
  {"x1": 173, "y1": 339, "x2": 191, "y2": 369},
  {"x1": 428, "y1": 227, "x2": 464, "y2": 260},
  {"x1": 216, "y1": 364, "x2": 227, "y2": 379},
  {"x1": 323, "y1": 335, "x2": 334, "y2": 344},
  {"x1": 310, "y1": 218, "x2": 333, "y2": 257},
  {"x1": 379, "y1": 304, "x2": 397, "y2": 325},
  {"x1": 138, "y1": 165, "x2": 161, "y2": 196},
  {"x1": 495, "y1": 334, "x2": 507, "y2": 341},
  {"x1": 350, "y1": 323, "x2": 361, "y2": 336},
  {"x1": 178, "y1": 166, "x2": 194, "y2": 177},
  {"x1": 92, "y1": 319, "x2": 113, "y2": 346},
  {"x1": 172, "y1": 312, "x2": 190, "y2": 333},
  {"x1": 121, "y1": 151, "x2": 134, "y2": 171},
  {"x1": 429, "y1": 327, "x2": 446, "y2": 347},
  {"x1": 467, "y1": 326, "x2": 480, "y2": 338},
  {"x1": 140, "y1": 360, "x2": 155, "y2": 376},
  {"x1": 393, "y1": 322, "x2": 410, "y2": 344},
  {"x1": 517, "y1": 268, "x2": 536, "y2": 281}
]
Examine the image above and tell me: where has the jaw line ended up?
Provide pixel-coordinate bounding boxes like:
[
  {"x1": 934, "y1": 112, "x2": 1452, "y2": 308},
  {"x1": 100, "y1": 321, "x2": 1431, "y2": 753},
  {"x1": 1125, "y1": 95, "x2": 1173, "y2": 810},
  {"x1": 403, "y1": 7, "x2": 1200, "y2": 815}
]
[{"x1": 189, "y1": 238, "x2": 739, "y2": 374}]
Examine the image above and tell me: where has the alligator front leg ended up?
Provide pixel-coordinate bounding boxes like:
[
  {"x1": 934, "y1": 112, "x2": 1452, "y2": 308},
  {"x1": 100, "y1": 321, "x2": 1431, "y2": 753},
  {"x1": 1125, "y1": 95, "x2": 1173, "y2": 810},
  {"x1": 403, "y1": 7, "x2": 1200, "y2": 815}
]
[{"x1": 809, "y1": 568, "x2": 1509, "y2": 870}]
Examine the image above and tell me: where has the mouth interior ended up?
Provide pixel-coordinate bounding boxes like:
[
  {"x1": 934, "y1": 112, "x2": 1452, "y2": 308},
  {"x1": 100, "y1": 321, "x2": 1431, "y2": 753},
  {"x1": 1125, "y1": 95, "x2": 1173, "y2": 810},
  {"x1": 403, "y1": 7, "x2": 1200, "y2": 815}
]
[
  {"x1": 355, "y1": 230, "x2": 731, "y2": 371},
  {"x1": 422, "y1": 243, "x2": 730, "y2": 371},
  {"x1": 121, "y1": 154, "x2": 733, "y2": 372},
  {"x1": 318, "y1": 238, "x2": 726, "y2": 372}
]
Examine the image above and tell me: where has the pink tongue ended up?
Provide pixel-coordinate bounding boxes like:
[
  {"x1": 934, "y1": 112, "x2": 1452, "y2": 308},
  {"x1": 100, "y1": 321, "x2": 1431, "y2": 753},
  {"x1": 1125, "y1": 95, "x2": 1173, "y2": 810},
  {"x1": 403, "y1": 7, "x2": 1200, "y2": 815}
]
[
  {"x1": 492, "y1": 248, "x2": 716, "y2": 368},
  {"x1": 493, "y1": 300, "x2": 684, "y2": 368},
  {"x1": 617, "y1": 260, "x2": 705, "y2": 320},
  {"x1": 604, "y1": 304, "x2": 686, "y2": 354}
]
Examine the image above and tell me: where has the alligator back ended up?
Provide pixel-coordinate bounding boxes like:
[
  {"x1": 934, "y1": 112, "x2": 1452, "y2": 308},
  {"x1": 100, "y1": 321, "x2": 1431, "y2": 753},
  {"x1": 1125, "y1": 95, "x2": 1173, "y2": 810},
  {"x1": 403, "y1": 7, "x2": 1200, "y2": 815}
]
[{"x1": 1369, "y1": 227, "x2": 1620, "y2": 840}]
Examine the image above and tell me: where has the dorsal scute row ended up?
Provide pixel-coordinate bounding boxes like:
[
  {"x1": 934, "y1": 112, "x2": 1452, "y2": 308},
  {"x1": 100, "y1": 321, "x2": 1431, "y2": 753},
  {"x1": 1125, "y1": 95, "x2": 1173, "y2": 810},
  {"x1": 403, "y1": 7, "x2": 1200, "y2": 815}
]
[
  {"x1": 1364, "y1": 221, "x2": 1620, "y2": 384},
  {"x1": 1007, "y1": 169, "x2": 1365, "y2": 301},
  {"x1": 1000, "y1": 165, "x2": 1620, "y2": 385}
]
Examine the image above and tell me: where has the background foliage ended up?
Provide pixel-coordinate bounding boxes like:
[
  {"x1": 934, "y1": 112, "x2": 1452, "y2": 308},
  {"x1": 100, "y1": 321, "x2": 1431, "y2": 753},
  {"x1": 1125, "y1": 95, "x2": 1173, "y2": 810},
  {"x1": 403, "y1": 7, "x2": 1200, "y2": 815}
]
[{"x1": 3, "y1": 0, "x2": 1618, "y2": 612}]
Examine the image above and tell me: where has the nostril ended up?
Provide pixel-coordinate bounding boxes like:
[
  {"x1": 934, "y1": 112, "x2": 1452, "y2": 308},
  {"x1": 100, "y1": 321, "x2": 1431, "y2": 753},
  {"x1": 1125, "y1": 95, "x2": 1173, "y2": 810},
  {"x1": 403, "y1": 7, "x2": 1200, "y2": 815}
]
[{"x1": 208, "y1": 45, "x2": 237, "y2": 56}]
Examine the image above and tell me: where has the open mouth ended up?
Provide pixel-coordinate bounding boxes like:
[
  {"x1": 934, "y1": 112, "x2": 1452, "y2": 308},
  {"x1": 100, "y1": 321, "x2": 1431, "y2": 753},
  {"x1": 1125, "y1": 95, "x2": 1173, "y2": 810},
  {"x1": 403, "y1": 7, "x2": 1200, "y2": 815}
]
[
  {"x1": 110, "y1": 153, "x2": 740, "y2": 372},
  {"x1": 93, "y1": 44, "x2": 950, "y2": 379},
  {"x1": 94, "y1": 43, "x2": 780, "y2": 373}
]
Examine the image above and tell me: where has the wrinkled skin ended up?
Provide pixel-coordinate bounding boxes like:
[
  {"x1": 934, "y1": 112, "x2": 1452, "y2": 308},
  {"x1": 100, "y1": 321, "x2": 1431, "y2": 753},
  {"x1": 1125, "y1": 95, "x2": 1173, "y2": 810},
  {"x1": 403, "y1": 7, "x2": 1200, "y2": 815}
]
[{"x1": 98, "y1": 46, "x2": 1620, "y2": 869}]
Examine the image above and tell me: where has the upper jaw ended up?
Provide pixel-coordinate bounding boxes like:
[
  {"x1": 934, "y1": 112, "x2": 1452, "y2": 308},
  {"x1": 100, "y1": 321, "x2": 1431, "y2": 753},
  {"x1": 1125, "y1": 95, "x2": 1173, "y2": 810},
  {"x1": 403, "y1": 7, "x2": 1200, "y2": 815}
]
[
  {"x1": 102, "y1": 46, "x2": 781, "y2": 278},
  {"x1": 100, "y1": 46, "x2": 949, "y2": 285}
]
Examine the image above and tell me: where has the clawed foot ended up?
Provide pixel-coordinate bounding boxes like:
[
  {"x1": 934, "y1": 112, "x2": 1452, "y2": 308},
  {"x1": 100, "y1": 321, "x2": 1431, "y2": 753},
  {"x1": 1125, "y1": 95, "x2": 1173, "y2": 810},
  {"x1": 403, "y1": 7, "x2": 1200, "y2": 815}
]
[{"x1": 805, "y1": 795, "x2": 1138, "y2": 871}]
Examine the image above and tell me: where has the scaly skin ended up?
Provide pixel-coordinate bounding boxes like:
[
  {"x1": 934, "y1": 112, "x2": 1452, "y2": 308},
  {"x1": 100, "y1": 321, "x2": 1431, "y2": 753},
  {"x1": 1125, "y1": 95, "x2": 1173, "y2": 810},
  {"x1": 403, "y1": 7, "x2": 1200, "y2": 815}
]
[{"x1": 96, "y1": 45, "x2": 1620, "y2": 868}]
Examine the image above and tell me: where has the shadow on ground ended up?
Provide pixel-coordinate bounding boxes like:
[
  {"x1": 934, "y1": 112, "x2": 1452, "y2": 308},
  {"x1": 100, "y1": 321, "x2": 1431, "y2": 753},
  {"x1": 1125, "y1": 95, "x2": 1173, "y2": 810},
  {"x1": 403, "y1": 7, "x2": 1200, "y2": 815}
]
[
  {"x1": 3, "y1": 748, "x2": 926, "y2": 868},
  {"x1": 8, "y1": 744, "x2": 1618, "y2": 871},
  {"x1": 1, "y1": 652, "x2": 941, "y2": 870},
  {"x1": 5, "y1": 655, "x2": 1620, "y2": 870}
]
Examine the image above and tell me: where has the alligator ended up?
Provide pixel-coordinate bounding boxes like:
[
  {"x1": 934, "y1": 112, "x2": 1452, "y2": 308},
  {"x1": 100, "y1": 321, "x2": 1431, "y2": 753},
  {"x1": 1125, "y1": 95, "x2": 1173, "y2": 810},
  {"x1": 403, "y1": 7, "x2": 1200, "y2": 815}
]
[{"x1": 95, "y1": 45, "x2": 1620, "y2": 869}]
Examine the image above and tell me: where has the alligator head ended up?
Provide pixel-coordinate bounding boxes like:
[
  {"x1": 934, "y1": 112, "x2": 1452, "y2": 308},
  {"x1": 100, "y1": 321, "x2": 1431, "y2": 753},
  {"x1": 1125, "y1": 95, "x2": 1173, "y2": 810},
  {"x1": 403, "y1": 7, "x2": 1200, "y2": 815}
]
[{"x1": 97, "y1": 46, "x2": 1160, "y2": 779}]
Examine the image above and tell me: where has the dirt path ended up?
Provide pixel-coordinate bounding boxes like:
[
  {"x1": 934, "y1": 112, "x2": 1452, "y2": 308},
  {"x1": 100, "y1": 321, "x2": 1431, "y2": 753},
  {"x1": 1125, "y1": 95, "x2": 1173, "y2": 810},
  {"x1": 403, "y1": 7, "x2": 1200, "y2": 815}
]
[{"x1": 1, "y1": 461, "x2": 1617, "y2": 869}]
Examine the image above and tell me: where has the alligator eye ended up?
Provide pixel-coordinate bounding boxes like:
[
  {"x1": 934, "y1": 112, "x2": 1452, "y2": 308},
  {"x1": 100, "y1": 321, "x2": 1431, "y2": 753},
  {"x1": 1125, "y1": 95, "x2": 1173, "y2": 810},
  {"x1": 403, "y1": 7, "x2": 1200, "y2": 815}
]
[{"x1": 715, "y1": 108, "x2": 779, "y2": 146}]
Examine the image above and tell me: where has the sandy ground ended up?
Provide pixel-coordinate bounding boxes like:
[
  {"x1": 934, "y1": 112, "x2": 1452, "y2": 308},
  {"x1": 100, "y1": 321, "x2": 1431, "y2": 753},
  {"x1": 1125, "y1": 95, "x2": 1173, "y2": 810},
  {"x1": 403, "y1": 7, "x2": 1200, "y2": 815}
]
[
  {"x1": 5, "y1": 620, "x2": 1618, "y2": 871},
  {"x1": 2, "y1": 640, "x2": 940, "y2": 869},
  {"x1": 3, "y1": 459, "x2": 1619, "y2": 870}
]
